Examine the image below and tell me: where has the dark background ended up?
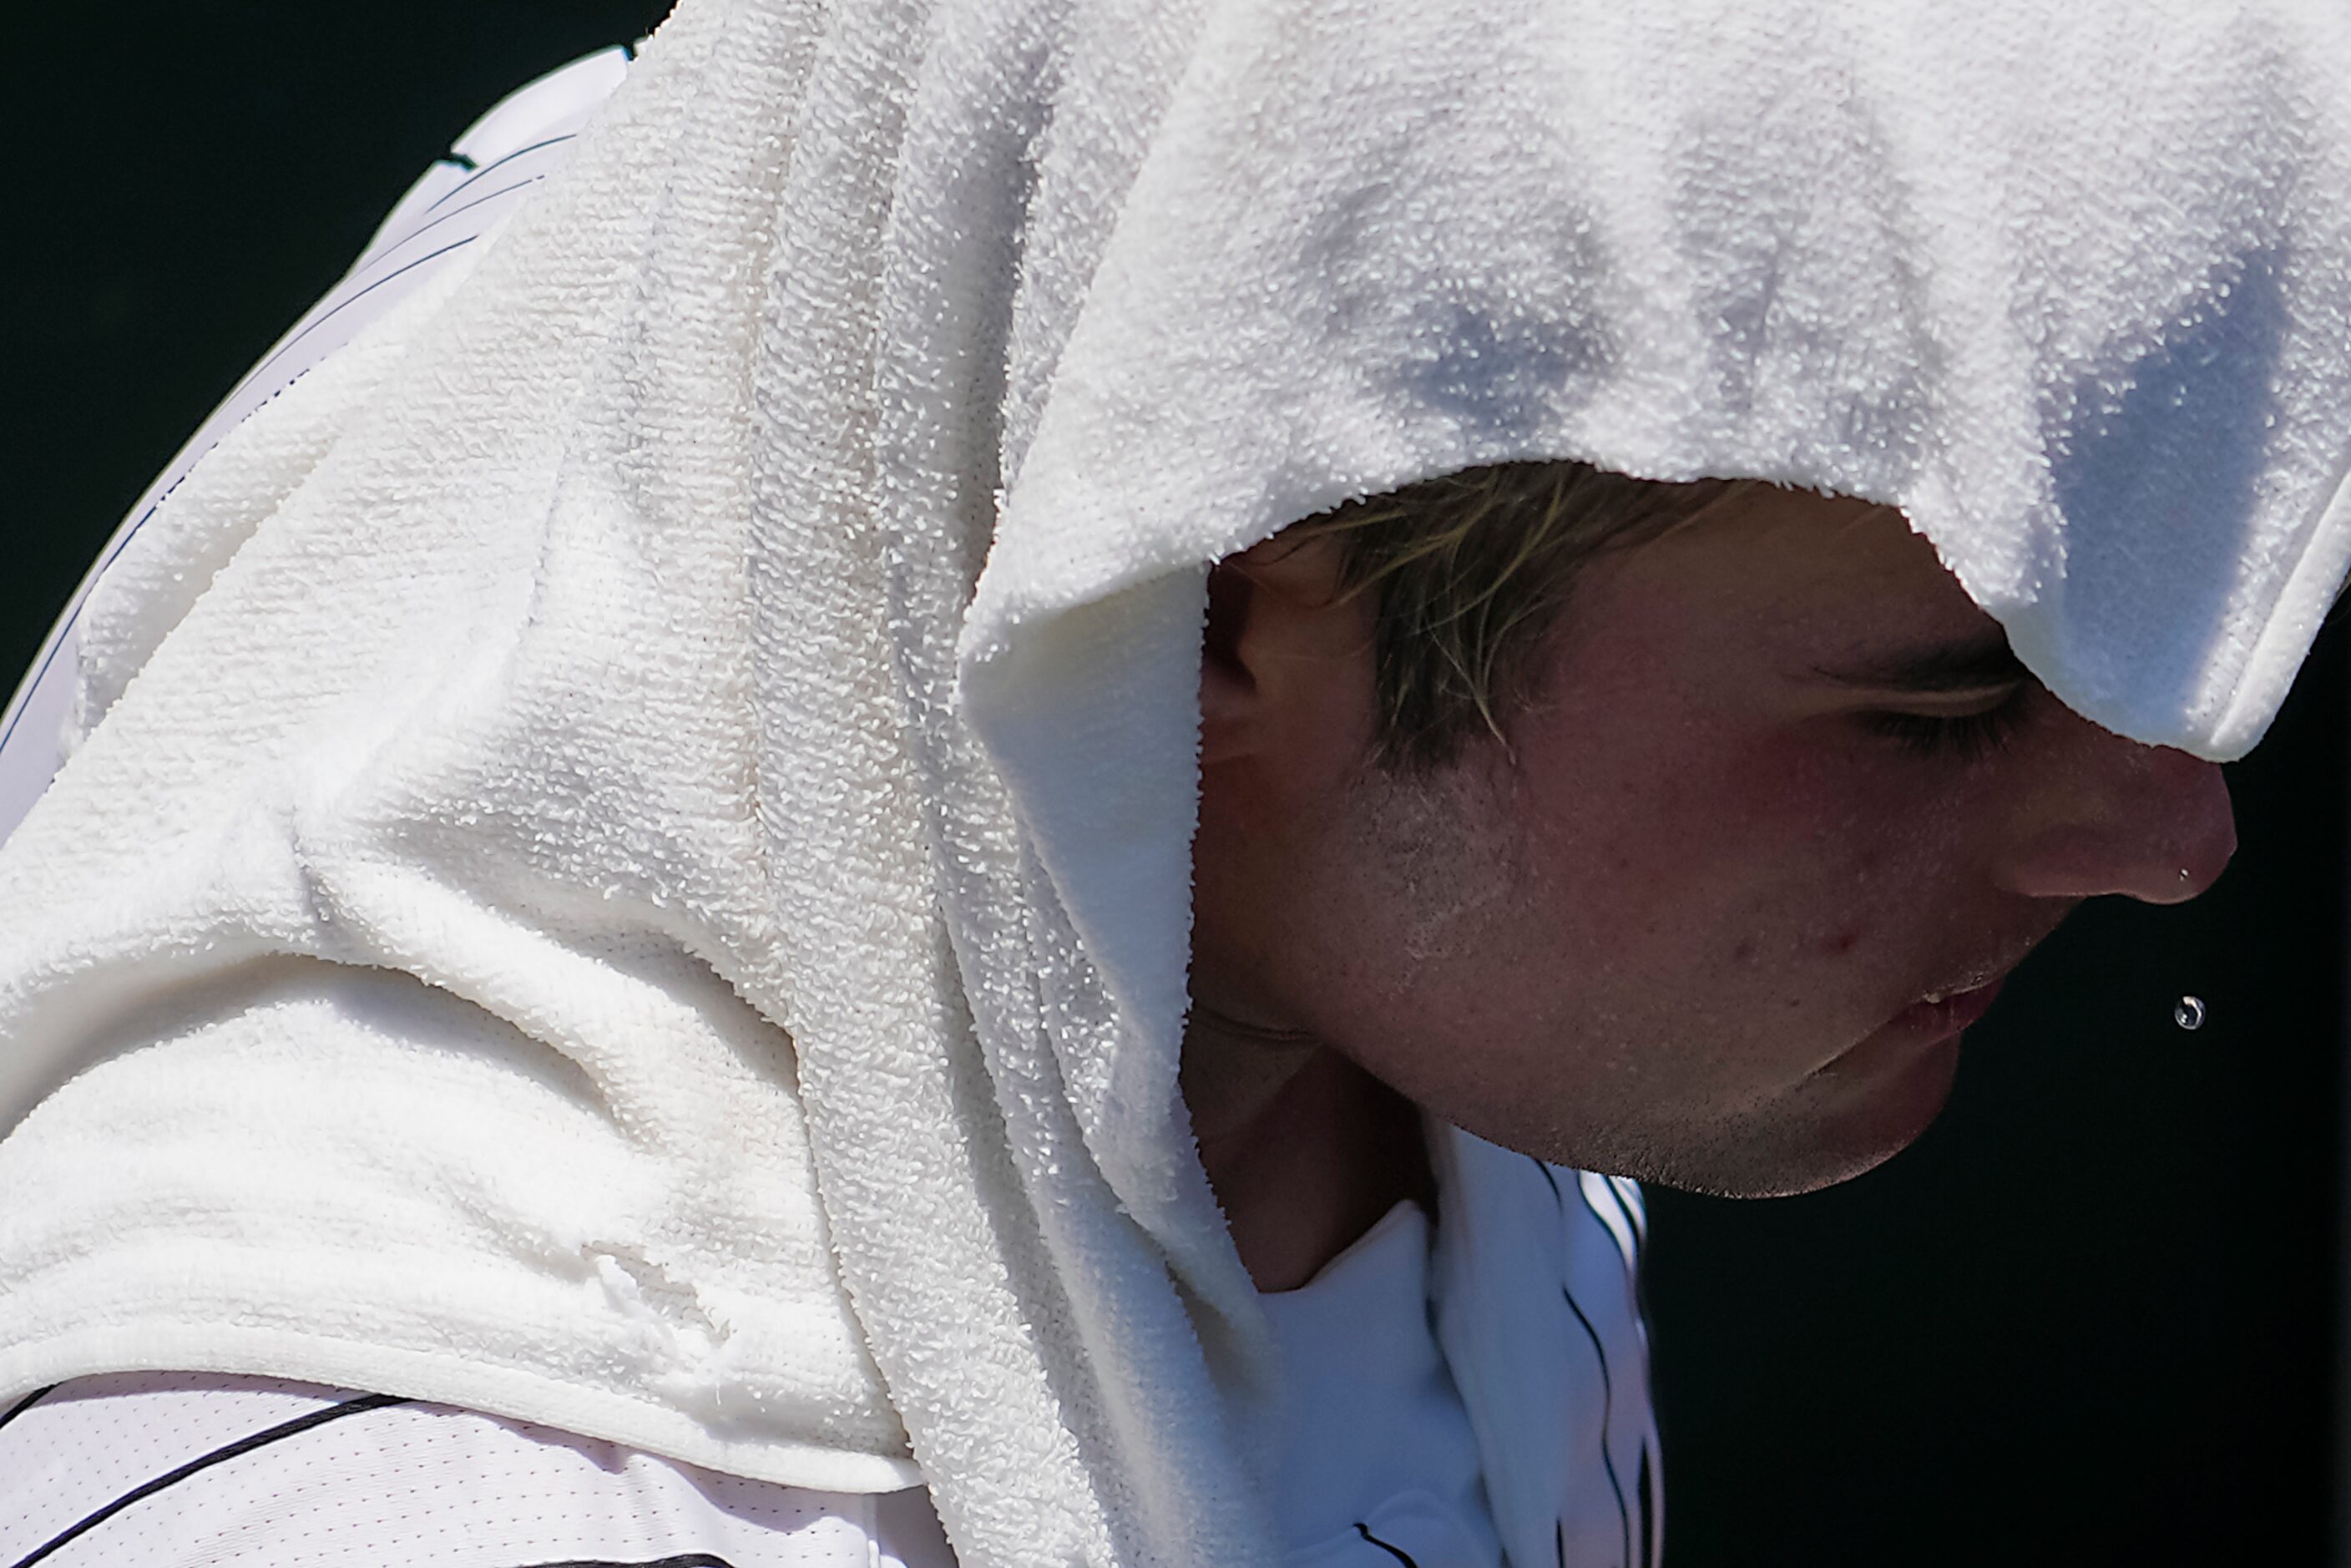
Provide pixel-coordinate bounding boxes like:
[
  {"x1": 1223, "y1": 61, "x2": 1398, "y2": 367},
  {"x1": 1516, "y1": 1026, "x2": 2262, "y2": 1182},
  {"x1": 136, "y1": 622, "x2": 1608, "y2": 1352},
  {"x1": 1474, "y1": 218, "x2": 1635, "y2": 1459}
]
[{"x1": 7, "y1": 5, "x2": 2343, "y2": 1562}]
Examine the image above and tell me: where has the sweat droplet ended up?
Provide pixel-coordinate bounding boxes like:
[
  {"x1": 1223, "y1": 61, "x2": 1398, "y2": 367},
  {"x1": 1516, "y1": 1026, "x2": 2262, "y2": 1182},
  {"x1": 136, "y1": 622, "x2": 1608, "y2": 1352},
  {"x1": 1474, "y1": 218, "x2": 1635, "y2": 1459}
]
[{"x1": 2174, "y1": 995, "x2": 2207, "y2": 1030}]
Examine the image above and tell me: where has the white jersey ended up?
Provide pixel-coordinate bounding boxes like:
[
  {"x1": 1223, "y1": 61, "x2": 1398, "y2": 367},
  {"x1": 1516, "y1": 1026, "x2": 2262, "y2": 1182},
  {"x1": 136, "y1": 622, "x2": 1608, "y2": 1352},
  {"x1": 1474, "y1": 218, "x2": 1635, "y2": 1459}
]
[
  {"x1": 0, "y1": 1371, "x2": 954, "y2": 1568},
  {"x1": 0, "y1": 1147, "x2": 1660, "y2": 1567},
  {"x1": 0, "y1": 50, "x2": 1661, "y2": 1568}
]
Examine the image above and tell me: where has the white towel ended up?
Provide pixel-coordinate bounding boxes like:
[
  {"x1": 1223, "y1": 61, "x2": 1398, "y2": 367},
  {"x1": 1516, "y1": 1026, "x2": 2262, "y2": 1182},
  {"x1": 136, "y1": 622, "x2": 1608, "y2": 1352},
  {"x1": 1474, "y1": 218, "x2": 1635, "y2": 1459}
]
[{"x1": 5, "y1": 3, "x2": 2351, "y2": 1566}]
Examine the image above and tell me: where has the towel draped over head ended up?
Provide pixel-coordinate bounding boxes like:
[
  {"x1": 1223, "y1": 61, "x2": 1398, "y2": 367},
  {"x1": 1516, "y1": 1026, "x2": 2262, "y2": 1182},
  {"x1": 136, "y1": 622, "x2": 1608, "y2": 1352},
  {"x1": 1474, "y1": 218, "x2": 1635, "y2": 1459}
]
[{"x1": 4, "y1": 1, "x2": 2350, "y2": 1564}]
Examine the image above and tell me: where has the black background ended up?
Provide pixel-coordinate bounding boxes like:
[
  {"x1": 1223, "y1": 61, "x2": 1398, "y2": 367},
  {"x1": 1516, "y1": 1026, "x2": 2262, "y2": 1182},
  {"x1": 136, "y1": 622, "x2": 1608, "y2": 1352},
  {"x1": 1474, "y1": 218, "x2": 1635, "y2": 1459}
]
[{"x1": 6, "y1": 5, "x2": 2342, "y2": 1562}]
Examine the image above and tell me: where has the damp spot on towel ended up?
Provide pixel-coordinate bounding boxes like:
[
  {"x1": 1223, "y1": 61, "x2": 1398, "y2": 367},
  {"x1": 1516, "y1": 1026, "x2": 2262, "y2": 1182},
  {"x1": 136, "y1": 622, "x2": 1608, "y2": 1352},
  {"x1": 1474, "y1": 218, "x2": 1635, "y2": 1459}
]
[
  {"x1": 1312, "y1": 173, "x2": 1619, "y2": 447},
  {"x1": 1400, "y1": 299, "x2": 1614, "y2": 445}
]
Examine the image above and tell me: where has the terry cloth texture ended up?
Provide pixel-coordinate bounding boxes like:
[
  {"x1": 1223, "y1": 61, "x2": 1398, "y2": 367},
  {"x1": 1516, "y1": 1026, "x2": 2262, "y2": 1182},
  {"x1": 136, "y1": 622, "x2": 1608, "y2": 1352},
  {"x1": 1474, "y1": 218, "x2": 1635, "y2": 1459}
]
[
  {"x1": 0, "y1": 44, "x2": 635, "y2": 847},
  {"x1": 4, "y1": 3, "x2": 2351, "y2": 1566}
]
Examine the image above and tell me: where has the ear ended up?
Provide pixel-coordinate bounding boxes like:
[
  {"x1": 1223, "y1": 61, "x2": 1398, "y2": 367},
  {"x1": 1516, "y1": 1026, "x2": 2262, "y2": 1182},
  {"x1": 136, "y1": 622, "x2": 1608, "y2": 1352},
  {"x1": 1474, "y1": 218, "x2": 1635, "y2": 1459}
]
[
  {"x1": 1198, "y1": 532, "x2": 1367, "y2": 769},
  {"x1": 1200, "y1": 559, "x2": 1261, "y2": 765}
]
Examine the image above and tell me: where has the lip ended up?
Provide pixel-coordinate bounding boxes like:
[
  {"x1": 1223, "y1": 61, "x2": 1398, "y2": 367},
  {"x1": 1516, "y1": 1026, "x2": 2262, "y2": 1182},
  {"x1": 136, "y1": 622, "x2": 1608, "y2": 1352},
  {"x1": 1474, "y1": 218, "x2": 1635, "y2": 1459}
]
[{"x1": 1889, "y1": 976, "x2": 2007, "y2": 1039}]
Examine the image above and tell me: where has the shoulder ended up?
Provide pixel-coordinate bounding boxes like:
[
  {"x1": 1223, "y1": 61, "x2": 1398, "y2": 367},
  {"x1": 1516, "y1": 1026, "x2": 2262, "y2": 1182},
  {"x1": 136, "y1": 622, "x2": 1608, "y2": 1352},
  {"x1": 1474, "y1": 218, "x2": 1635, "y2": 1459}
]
[{"x1": 0, "y1": 44, "x2": 638, "y2": 852}]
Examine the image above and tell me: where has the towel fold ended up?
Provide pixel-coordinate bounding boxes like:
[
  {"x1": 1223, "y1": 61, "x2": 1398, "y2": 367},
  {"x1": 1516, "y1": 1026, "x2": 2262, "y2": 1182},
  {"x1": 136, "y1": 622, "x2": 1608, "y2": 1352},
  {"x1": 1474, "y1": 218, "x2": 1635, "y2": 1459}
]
[{"x1": 6, "y1": 3, "x2": 2351, "y2": 1565}]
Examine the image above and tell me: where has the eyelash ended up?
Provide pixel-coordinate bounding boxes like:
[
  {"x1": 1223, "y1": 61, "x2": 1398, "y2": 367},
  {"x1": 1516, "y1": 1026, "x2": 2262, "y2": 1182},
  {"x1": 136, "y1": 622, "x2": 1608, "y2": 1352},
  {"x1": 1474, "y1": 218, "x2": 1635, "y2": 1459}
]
[{"x1": 1861, "y1": 698, "x2": 2029, "y2": 762}]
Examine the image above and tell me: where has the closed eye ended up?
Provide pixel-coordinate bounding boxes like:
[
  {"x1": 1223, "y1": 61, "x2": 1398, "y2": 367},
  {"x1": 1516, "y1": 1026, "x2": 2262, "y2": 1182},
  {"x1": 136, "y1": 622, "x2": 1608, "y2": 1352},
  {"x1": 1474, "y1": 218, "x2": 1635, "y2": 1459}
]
[{"x1": 1859, "y1": 688, "x2": 2029, "y2": 762}]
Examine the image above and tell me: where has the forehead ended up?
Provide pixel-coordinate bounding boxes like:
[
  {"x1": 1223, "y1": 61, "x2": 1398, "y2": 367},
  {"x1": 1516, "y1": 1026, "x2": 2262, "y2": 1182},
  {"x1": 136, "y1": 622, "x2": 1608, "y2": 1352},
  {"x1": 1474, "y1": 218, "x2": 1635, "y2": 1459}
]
[{"x1": 1594, "y1": 486, "x2": 2002, "y2": 661}]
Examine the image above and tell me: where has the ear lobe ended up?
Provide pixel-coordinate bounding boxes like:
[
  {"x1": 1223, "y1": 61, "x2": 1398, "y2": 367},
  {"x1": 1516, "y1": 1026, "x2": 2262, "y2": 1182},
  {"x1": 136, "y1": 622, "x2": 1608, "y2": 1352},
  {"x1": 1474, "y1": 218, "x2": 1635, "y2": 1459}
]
[{"x1": 1200, "y1": 560, "x2": 1260, "y2": 765}]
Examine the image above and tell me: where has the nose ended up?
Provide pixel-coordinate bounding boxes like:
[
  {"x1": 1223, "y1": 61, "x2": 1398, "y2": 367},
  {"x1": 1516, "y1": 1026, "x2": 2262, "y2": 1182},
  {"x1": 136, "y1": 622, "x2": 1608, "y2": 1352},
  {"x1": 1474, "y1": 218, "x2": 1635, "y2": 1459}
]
[{"x1": 1993, "y1": 725, "x2": 2237, "y2": 905}]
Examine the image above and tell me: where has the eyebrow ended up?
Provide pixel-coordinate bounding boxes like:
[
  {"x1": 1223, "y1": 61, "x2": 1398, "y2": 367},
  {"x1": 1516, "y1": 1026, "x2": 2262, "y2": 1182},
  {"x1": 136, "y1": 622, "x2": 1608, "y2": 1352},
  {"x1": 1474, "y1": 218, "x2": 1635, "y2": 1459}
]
[{"x1": 1810, "y1": 635, "x2": 2032, "y2": 693}]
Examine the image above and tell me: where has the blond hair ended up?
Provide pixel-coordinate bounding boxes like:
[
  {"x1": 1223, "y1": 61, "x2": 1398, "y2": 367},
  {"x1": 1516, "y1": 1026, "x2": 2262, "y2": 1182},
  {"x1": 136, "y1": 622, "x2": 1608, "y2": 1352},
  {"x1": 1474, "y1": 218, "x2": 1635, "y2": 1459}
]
[{"x1": 1295, "y1": 461, "x2": 1773, "y2": 769}]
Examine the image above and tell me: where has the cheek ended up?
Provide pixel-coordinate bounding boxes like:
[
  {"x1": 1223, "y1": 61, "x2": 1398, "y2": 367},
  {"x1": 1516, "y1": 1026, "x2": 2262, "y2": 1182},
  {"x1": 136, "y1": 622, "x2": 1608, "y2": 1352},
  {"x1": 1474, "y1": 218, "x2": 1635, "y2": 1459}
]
[
  {"x1": 1516, "y1": 725, "x2": 1828, "y2": 934},
  {"x1": 1514, "y1": 717, "x2": 1964, "y2": 990},
  {"x1": 1703, "y1": 738, "x2": 1993, "y2": 989}
]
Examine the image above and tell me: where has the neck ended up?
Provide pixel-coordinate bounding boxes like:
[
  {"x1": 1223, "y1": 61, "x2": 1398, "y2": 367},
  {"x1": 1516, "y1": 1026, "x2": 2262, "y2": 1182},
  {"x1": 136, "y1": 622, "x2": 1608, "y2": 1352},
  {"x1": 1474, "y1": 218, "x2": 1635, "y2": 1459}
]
[{"x1": 1181, "y1": 1006, "x2": 1435, "y2": 1292}]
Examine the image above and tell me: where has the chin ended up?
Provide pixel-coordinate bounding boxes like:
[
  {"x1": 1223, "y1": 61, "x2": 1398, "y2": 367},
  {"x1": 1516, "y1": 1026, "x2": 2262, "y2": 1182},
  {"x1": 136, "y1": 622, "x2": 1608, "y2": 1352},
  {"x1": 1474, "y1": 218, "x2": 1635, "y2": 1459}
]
[
  {"x1": 1598, "y1": 1033, "x2": 1965, "y2": 1200},
  {"x1": 1659, "y1": 1139, "x2": 1912, "y2": 1200},
  {"x1": 1624, "y1": 1126, "x2": 1919, "y2": 1200}
]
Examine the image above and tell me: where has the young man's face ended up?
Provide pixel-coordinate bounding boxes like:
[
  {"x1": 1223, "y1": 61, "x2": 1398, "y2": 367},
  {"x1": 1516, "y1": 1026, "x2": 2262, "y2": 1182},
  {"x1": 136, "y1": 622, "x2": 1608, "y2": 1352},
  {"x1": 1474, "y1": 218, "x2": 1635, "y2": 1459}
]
[{"x1": 1191, "y1": 484, "x2": 2238, "y2": 1197}]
